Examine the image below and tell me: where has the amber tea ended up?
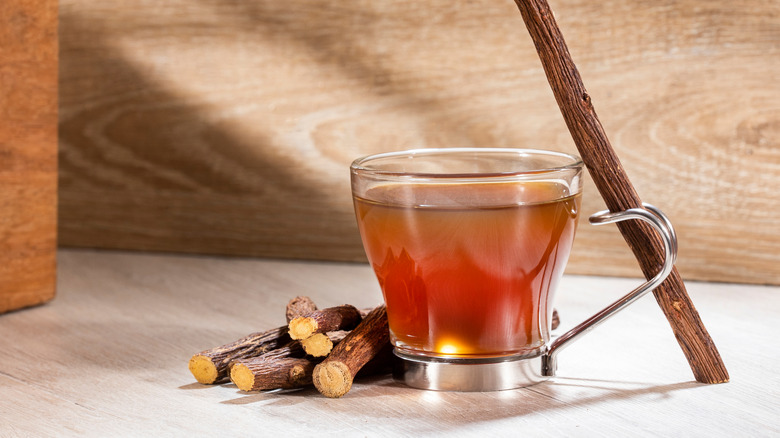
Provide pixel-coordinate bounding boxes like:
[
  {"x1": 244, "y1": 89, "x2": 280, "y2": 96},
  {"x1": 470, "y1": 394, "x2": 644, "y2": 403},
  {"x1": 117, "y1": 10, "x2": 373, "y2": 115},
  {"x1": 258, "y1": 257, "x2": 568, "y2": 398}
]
[
  {"x1": 354, "y1": 181, "x2": 580, "y2": 358},
  {"x1": 351, "y1": 148, "x2": 584, "y2": 371}
]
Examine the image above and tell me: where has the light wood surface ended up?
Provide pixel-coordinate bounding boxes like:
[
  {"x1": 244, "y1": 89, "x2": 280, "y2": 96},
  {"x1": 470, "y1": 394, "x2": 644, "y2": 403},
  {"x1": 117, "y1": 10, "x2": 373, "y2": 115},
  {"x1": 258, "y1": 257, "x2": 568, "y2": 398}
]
[
  {"x1": 0, "y1": 0, "x2": 58, "y2": 313},
  {"x1": 0, "y1": 249, "x2": 777, "y2": 436},
  {"x1": 58, "y1": 0, "x2": 780, "y2": 285}
]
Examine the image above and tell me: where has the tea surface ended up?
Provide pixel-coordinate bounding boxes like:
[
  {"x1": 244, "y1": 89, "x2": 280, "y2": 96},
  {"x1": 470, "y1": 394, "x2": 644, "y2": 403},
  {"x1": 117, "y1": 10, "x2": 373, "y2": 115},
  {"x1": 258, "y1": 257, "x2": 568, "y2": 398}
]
[{"x1": 355, "y1": 181, "x2": 581, "y2": 357}]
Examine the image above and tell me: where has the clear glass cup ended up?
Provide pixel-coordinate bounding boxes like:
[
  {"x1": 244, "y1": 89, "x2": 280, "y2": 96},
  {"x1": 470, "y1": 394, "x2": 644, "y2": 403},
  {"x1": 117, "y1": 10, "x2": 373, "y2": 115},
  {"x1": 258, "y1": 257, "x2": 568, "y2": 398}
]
[{"x1": 351, "y1": 148, "x2": 583, "y2": 375}]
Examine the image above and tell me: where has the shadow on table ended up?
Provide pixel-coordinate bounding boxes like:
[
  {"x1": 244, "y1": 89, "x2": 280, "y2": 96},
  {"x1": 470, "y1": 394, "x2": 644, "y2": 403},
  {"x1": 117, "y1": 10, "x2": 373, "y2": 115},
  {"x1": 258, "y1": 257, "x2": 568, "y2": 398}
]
[{"x1": 215, "y1": 372, "x2": 702, "y2": 432}]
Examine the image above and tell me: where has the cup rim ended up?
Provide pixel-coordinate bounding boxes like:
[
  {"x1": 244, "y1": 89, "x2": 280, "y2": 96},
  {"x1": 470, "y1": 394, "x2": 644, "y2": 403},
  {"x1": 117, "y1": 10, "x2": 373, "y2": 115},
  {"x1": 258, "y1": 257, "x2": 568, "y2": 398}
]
[{"x1": 350, "y1": 148, "x2": 584, "y2": 180}]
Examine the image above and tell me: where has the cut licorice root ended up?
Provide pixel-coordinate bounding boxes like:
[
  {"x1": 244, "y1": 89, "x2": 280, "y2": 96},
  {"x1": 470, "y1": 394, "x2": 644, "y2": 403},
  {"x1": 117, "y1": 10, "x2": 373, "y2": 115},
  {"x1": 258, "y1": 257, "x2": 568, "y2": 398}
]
[
  {"x1": 287, "y1": 305, "x2": 363, "y2": 340},
  {"x1": 188, "y1": 325, "x2": 289, "y2": 385},
  {"x1": 312, "y1": 305, "x2": 390, "y2": 398},
  {"x1": 188, "y1": 296, "x2": 318, "y2": 384},
  {"x1": 231, "y1": 357, "x2": 320, "y2": 392},
  {"x1": 189, "y1": 297, "x2": 392, "y2": 398},
  {"x1": 301, "y1": 331, "x2": 349, "y2": 357}
]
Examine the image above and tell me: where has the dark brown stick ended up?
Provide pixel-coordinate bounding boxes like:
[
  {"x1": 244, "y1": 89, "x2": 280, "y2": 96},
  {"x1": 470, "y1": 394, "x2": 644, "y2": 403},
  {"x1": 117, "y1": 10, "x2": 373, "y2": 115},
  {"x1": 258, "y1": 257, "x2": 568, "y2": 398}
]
[
  {"x1": 312, "y1": 305, "x2": 390, "y2": 398},
  {"x1": 188, "y1": 326, "x2": 290, "y2": 384},
  {"x1": 513, "y1": 0, "x2": 728, "y2": 383},
  {"x1": 301, "y1": 331, "x2": 349, "y2": 357},
  {"x1": 286, "y1": 296, "x2": 318, "y2": 323},
  {"x1": 229, "y1": 340, "x2": 308, "y2": 391},
  {"x1": 288, "y1": 305, "x2": 363, "y2": 340},
  {"x1": 551, "y1": 308, "x2": 560, "y2": 331},
  {"x1": 231, "y1": 357, "x2": 319, "y2": 392}
]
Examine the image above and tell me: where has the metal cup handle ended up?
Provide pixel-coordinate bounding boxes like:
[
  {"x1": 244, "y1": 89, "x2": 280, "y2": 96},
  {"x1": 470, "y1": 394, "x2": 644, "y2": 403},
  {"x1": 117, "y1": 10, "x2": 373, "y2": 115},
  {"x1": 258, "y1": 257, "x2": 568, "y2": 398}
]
[{"x1": 541, "y1": 203, "x2": 678, "y2": 376}]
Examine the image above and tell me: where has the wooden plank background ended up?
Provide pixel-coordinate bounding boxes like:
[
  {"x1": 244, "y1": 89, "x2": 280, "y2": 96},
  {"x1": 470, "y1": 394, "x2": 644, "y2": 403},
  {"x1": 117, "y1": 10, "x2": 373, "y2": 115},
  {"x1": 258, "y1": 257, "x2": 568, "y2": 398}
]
[
  {"x1": 58, "y1": 0, "x2": 780, "y2": 285},
  {"x1": 0, "y1": 0, "x2": 58, "y2": 313}
]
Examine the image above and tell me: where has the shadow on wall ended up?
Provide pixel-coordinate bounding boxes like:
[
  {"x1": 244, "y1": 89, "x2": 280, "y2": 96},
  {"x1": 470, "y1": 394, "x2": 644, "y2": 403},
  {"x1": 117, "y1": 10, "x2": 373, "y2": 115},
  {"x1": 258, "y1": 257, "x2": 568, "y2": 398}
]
[
  {"x1": 57, "y1": 1, "x2": 548, "y2": 261},
  {"x1": 58, "y1": 1, "x2": 780, "y2": 284}
]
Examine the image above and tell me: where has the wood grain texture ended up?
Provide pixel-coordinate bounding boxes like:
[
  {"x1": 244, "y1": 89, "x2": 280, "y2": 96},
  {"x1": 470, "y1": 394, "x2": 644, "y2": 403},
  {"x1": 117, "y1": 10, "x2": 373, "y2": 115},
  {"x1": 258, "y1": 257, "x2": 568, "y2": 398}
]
[
  {"x1": 0, "y1": 249, "x2": 777, "y2": 435},
  {"x1": 0, "y1": 0, "x2": 58, "y2": 313},
  {"x1": 58, "y1": 0, "x2": 780, "y2": 284}
]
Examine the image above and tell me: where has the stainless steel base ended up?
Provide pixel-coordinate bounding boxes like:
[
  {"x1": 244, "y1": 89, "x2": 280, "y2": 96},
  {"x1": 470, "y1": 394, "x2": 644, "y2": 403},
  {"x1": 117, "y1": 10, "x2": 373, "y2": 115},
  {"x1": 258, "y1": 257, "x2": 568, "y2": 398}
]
[{"x1": 392, "y1": 349, "x2": 548, "y2": 392}]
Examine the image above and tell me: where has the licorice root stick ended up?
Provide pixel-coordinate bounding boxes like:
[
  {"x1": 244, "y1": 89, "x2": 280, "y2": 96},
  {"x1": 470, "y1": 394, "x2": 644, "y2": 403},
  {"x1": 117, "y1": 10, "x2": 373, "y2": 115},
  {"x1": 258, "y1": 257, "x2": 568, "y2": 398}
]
[
  {"x1": 188, "y1": 326, "x2": 289, "y2": 384},
  {"x1": 312, "y1": 305, "x2": 390, "y2": 398},
  {"x1": 512, "y1": 0, "x2": 728, "y2": 383},
  {"x1": 288, "y1": 305, "x2": 362, "y2": 340}
]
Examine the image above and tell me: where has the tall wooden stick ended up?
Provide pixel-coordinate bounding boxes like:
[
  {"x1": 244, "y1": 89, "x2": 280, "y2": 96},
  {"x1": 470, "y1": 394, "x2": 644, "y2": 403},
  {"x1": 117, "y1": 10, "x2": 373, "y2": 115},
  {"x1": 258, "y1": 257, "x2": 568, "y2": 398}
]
[{"x1": 512, "y1": 0, "x2": 728, "y2": 383}]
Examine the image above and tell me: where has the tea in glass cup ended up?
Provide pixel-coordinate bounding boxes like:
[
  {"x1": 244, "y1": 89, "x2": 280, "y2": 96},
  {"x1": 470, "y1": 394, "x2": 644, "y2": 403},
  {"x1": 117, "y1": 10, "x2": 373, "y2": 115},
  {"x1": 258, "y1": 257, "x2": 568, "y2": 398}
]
[{"x1": 351, "y1": 148, "x2": 583, "y2": 390}]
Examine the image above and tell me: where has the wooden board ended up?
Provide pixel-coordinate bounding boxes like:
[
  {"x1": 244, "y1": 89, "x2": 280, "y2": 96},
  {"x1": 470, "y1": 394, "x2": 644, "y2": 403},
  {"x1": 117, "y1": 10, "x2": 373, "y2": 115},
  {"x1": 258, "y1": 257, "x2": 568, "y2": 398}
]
[
  {"x1": 0, "y1": 0, "x2": 58, "y2": 313},
  {"x1": 58, "y1": 0, "x2": 780, "y2": 284},
  {"x1": 0, "y1": 249, "x2": 777, "y2": 435}
]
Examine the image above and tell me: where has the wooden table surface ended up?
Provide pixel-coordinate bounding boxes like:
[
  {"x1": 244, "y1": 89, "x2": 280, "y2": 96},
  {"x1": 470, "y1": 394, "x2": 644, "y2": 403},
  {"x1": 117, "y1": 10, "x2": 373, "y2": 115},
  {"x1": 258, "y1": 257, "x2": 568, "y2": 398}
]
[{"x1": 1, "y1": 249, "x2": 777, "y2": 437}]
